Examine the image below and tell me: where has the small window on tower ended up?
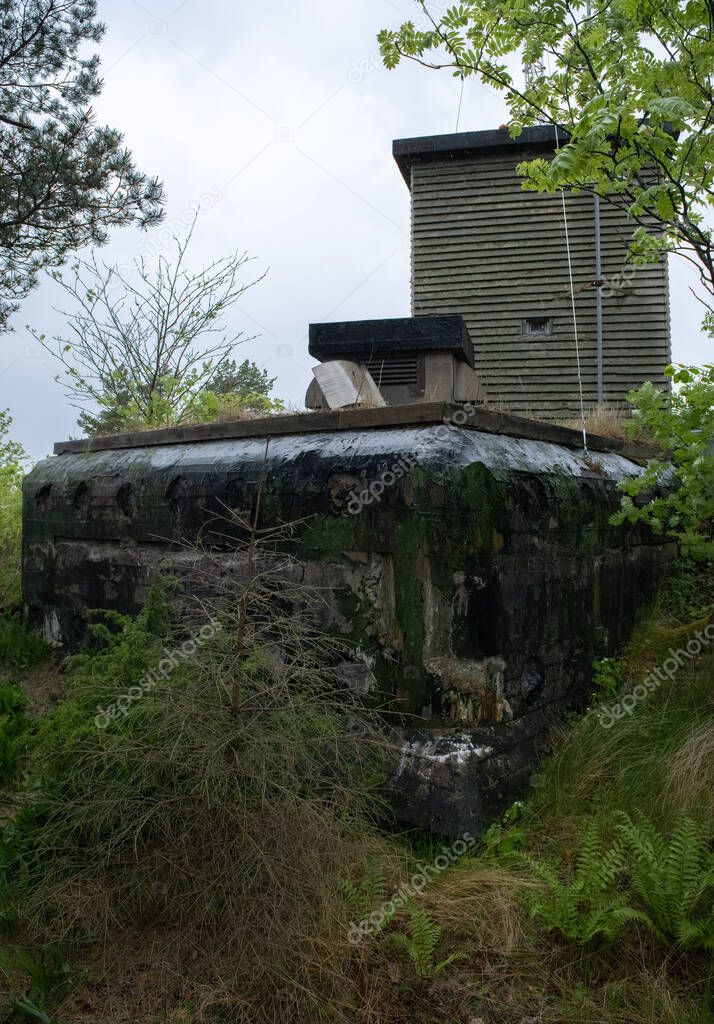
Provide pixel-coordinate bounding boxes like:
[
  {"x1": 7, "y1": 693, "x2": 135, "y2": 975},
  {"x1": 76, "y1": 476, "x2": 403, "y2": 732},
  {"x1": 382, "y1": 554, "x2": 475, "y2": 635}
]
[{"x1": 523, "y1": 317, "x2": 553, "y2": 337}]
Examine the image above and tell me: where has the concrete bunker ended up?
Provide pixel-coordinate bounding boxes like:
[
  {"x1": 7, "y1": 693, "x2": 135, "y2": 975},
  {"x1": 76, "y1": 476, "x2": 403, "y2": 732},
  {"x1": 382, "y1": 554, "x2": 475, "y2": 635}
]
[{"x1": 23, "y1": 404, "x2": 674, "y2": 835}]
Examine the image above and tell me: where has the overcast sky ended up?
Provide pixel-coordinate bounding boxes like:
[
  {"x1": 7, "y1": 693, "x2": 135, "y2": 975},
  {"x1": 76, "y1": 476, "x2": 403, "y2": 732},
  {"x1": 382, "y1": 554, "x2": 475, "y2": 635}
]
[{"x1": 1, "y1": 0, "x2": 710, "y2": 462}]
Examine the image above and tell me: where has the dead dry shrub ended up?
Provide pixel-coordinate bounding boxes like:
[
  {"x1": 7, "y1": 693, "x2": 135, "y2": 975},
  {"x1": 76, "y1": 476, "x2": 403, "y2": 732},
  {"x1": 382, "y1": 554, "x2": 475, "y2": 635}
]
[
  {"x1": 5, "y1": 522, "x2": 396, "y2": 1023},
  {"x1": 558, "y1": 403, "x2": 634, "y2": 441},
  {"x1": 419, "y1": 864, "x2": 533, "y2": 955},
  {"x1": 665, "y1": 720, "x2": 714, "y2": 820}
]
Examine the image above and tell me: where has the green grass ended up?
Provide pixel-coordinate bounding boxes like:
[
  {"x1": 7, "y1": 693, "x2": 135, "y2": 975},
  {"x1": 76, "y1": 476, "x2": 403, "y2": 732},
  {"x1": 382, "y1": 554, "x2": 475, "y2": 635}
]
[
  {"x1": 523, "y1": 601, "x2": 713, "y2": 843},
  {"x1": 0, "y1": 682, "x2": 29, "y2": 779},
  {"x1": 0, "y1": 560, "x2": 710, "y2": 1023},
  {"x1": 364, "y1": 561, "x2": 714, "y2": 1022},
  {"x1": 0, "y1": 616, "x2": 49, "y2": 673},
  {"x1": 0, "y1": 573, "x2": 392, "y2": 1024}
]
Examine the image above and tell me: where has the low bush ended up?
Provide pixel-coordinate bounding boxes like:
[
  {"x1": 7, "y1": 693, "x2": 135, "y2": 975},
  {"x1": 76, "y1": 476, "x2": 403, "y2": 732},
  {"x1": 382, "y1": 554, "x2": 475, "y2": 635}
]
[
  {"x1": 612, "y1": 364, "x2": 714, "y2": 560},
  {"x1": 0, "y1": 683, "x2": 28, "y2": 779},
  {"x1": 0, "y1": 560, "x2": 390, "y2": 1023},
  {"x1": 0, "y1": 617, "x2": 50, "y2": 673}
]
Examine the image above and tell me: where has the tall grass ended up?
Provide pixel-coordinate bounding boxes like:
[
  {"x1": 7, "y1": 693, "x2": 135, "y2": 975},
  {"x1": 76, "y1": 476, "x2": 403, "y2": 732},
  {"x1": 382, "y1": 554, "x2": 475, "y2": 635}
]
[
  {"x1": 353, "y1": 564, "x2": 712, "y2": 1024},
  {"x1": 385, "y1": 566, "x2": 714, "y2": 1023},
  {"x1": 1, "y1": 538, "x2": 394, "y2": 1022},
  {"x1": 1, "y1": 539, "x2": 711, "y2": 1023},
  {"x1": 523, "y1": 567, "x2": 714, "y2": 845},
  {"x1": 557, "y1": 403, "x2": 634, "y2": 441}
]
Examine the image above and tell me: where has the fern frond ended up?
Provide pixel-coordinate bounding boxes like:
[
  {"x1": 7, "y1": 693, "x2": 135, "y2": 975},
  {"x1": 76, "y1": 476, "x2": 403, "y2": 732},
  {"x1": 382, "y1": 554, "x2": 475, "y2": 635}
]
[
  {"x1": 617, "y1": 814, "x2": 714, "y2": 948},
  {"x1": 388, "y1": 903, "x2": 463, "y2": 979},
  {"x1": 340, "y1": 856, "x2": 389, "y2": 921}
]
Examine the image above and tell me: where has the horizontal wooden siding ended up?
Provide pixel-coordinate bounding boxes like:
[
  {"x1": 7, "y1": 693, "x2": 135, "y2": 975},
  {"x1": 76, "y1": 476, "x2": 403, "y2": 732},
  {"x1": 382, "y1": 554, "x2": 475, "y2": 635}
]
[{"x1": 410, "y1": 150, "x2": 671, "y2": 419}]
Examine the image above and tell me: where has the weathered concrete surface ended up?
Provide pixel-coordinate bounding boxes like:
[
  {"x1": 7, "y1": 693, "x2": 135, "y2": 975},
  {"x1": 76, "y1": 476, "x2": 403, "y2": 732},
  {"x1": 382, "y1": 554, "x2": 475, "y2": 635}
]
[
  {"x1": 23, "y1": 423, "x2": 674, "y2": 834},
  {"x1": 390, "y1": 712, "x2": 559, "y2": 835}
]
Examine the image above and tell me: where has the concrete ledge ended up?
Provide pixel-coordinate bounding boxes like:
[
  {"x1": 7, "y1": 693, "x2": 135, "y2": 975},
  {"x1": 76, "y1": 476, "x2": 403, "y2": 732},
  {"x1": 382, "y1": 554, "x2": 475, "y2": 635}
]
[{"x1": 52, "y1": 403, "x2": 659, "y2": 464}]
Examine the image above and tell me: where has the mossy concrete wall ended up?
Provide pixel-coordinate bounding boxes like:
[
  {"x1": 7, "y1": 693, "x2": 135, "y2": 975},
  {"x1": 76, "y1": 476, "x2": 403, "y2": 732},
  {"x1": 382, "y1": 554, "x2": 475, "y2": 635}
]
[{"x1": 23, "y1": 423, "x2": 674, "y2": 833}]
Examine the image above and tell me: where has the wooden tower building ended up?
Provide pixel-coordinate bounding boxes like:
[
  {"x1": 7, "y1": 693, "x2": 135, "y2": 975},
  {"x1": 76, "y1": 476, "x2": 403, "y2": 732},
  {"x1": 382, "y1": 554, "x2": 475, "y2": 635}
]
[{"x1": 394, "y1": 126, "x2": 671, "y2": 420}]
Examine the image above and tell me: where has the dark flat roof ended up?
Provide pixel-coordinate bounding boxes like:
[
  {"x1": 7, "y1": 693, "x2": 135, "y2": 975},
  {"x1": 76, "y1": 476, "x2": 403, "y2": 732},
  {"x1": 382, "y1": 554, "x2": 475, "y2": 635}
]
[
  {"x1": 393, "y1": 125, "x2": 569, "y2": 186},
  {"x1": 309, "y1": 315, "x2": 474, "y2": 367}
]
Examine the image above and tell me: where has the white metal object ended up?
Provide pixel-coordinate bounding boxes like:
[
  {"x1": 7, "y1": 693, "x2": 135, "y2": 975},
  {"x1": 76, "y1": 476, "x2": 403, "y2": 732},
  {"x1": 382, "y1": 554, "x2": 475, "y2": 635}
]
[{"x1": 312, "y1": 360, "x2": 386, "y2": 410}]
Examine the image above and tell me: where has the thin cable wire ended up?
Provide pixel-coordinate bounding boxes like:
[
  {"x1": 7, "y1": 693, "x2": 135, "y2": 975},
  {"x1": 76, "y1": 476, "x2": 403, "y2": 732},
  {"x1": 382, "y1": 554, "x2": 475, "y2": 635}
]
[
  {"x1": 553, "y1": 126, "x2": 588, "y2": 452},
  {"x1": 455, "y1": 75, "x2": 465, "y2": 132},
  {"x1": 560, "y1": 189, "x2": 588, "y2": 453}
]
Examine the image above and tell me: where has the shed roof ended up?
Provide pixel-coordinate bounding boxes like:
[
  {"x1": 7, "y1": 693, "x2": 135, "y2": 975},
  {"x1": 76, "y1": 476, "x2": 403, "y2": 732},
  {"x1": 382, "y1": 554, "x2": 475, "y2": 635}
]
[
  {"x1": 393, "y1": 125, "x2": 569, "y2": 186},
  {"x1": 308, "y1": 315, "x2": 474, "y2": 366}
]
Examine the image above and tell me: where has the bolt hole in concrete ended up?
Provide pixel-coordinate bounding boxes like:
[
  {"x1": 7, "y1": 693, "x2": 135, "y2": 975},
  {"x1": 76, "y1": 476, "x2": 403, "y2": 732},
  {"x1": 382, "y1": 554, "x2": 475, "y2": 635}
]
[
  {"x1": 165, "y1": 476, "x2": 189, "y2": 516},
  {"x1": 116, "y1": 482, "x2": 136, "y2": 518},
  {"x1": 74, "y1": 481, "x2": 89, "y2": 515},
  {"x1": 35, "y1": 484, "x2": 52, "y2": 511}
]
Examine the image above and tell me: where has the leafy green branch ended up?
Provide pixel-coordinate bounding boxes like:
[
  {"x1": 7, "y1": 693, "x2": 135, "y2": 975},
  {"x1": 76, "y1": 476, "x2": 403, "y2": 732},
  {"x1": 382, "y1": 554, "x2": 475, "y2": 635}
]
[{"x1": 611, "y1": 363, "x2": 713, "y2": 559}]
